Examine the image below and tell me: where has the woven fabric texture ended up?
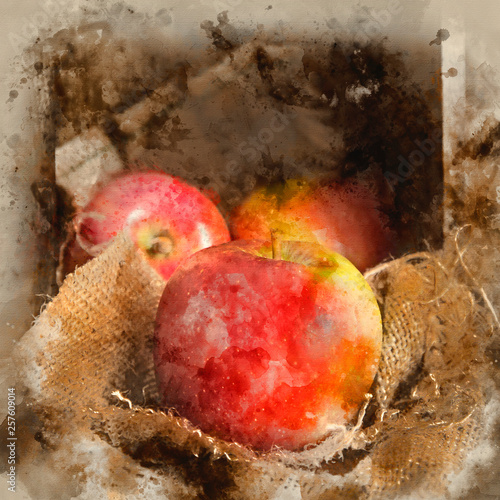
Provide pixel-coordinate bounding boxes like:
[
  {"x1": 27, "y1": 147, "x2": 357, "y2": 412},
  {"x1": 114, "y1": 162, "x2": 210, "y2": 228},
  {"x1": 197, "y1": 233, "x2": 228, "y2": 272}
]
[{"x1": 16, "y1": 234, "x2": 494, "y2": 499}]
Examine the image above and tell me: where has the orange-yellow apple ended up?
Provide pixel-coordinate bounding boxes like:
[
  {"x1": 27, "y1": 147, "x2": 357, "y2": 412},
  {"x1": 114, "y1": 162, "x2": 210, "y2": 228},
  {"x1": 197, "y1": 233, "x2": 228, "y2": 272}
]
[
  {"x1": 154, "y1": 239, "x2": 382, "y2": 450},
  {"x1": 230, "y1": 179, "x2": 395, "y2": 272}
]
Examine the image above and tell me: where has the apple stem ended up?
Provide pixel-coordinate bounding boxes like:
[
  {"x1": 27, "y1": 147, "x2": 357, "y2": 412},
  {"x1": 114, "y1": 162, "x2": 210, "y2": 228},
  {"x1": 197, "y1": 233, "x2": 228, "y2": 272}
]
[
  {"x1": 149, "y1": 234, "x2": 174, "y2": 257},
  {"x1": 271, "y1": 229, "x2": 282, "y2": 260}
]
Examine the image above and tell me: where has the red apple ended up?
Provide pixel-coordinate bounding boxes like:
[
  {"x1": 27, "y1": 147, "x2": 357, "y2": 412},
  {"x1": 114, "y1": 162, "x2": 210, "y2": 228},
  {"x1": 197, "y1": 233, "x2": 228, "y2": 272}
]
[
  {"x1": 75, "y1": 171, "x2": 231, "y2": 280},
  {"x1": 154, "y1": 239, "x2": 382, "y2": 450},
  {"x1": 230, "y1": 179, "x2": 395, "y2": 272}
]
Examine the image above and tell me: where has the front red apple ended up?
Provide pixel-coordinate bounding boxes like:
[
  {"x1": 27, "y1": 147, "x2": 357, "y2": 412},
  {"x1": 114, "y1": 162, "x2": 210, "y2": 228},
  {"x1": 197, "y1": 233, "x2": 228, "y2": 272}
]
[
  {"x1": 154, "y1": 239, "x2": 382, "y2": 451},
  {"x1": 75, "y1": 171, "x2": 231, "y2": 280}
]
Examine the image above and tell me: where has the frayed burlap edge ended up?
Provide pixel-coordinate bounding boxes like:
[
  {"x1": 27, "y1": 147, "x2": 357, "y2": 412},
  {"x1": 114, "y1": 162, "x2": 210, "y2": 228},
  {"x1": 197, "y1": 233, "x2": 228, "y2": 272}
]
[{"x1": 14, "y1": 231, "x2": 497, "y2": 499}]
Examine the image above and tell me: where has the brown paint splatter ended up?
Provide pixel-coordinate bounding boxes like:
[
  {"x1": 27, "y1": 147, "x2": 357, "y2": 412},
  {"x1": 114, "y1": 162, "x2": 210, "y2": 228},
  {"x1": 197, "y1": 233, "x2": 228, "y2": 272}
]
[
  {"x1": 429, "y1": 28, "x2": 450, "y2": 46},
  {"x1": 442, "y1": 67, "x2": 458, "y2": 78}
]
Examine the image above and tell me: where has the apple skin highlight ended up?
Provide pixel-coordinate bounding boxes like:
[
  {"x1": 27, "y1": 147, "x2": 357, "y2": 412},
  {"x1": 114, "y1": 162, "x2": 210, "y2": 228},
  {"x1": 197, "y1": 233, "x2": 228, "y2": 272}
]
[
  {"x1": 75, "y1": 171, "x2": 231, "y2": 280},
  {"x1": 230, "y1": 179, "x2": 396, "y2": 272},
  {"x1": 154, "y1": 240, "x2": 382, "y2": 451}
]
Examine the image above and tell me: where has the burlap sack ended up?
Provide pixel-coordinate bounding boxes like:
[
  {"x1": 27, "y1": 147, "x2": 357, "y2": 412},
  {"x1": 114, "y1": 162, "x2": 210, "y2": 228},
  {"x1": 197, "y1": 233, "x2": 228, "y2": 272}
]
[{"x1": 16, "y1": 231, "x2": 496, "y2": 499}]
